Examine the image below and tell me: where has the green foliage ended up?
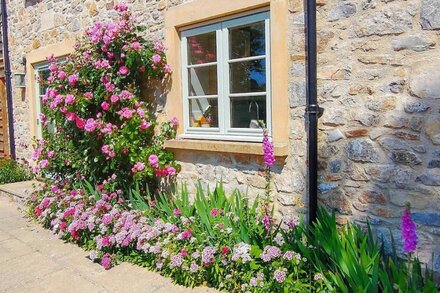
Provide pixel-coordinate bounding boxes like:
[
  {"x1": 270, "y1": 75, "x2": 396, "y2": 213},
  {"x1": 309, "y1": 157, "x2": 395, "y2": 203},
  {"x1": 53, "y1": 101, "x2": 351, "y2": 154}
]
[
  {"x1": 130, "y1": 181, "x2": 264, "y2": 244},
  {"x1": 288, "y1": 208, "x2": 439, "y2": 293},
  {"x1": 0, "y1": 159, "x2": 34, "y2": 184}
]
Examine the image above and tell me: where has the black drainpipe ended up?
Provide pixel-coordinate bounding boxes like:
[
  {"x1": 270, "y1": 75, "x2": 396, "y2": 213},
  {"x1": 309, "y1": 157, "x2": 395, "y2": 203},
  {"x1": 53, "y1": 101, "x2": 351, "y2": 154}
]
[
  {"x1": 1, "y1": 0, "x2": 16, "y2": 160},
  {"x1": 305, "y1": 0, "x2": 320, "y2": 224}
]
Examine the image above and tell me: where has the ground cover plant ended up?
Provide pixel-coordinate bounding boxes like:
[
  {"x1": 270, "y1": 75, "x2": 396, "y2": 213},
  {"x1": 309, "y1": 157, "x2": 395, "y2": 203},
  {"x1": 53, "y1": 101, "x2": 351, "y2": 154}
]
[
  {"x1": 0, "y1": 158, "x2": 34, "y2": 184},
  {"x1": 28, "y1": 3, "x2": 439, "y2": 292}
]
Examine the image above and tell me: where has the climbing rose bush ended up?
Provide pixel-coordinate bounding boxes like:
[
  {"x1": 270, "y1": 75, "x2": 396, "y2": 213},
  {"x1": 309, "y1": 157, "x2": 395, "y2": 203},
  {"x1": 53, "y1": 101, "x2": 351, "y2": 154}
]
[{"x1": 32, "y1": 4, "x2": 179, "y2": 188}]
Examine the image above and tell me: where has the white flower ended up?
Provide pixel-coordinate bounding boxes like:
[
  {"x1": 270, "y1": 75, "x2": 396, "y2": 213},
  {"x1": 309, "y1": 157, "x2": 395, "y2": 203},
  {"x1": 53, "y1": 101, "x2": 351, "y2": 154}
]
[{"x1": 274, "y1": 234, "x2": 285, "y2": 246}]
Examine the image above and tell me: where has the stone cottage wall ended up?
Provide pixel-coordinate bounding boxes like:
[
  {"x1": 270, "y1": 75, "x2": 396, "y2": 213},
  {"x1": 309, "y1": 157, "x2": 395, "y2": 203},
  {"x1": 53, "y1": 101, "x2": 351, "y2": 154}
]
[
  {"x1": 312, "y1": 0, "x2": 440, "y2": 270},
  {"x1": 6, "y1": 0, "x2": 440, "y2": 272}
]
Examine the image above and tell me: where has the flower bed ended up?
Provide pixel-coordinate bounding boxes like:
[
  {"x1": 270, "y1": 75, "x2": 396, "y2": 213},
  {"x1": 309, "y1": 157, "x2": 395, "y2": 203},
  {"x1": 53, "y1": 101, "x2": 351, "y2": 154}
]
[{"x1": 29, "y1": 181, "x2": 324, "y2": 292}]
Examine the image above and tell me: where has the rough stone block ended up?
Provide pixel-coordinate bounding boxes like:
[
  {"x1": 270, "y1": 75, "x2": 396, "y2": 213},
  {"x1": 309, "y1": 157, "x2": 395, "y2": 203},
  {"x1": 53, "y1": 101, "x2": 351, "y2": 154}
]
[
  {"x1": 328, "y1": 2, "x2": 357, "y2": 22},
  {"x1": 404, "y1": 101, "x2": 431, "y2": 113},
  {"x1": 426, "y1": 118, "x2": 440, "y2": 144},
  {"x1": 420, "y1": 0, "x2": 440, "y2": 30},
  {"x1": 40, "y1": 10, "x2": 55, "y2": 31},
  {"x1": 353, "y1": 7, "x2": 413, "y2": 37},
  {"x1": 409, "y1": 60, "x2": 440, "y2": 99},
  {"x1": 416, "y1": 170, "x2": 440, "y2": 186},
  {"x1": 345, "y1": 139, "x2": 380, "y2": 163},
  {"x1": 392, "y1": 35, "x2": 435, "y2": 52}
]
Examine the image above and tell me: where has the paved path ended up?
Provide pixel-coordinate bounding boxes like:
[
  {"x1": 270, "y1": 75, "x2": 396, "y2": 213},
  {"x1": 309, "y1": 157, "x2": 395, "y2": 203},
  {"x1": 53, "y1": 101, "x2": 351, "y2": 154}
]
[{"x1": 0, "y1": 188, "x2": 217, "y2": 293}]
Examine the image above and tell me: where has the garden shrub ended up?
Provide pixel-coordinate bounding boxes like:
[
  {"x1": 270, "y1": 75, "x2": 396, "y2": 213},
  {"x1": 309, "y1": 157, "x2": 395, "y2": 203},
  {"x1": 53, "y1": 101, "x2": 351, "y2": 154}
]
[
  {"x1": 0, "y1": 159, "x2": 34, "y2": 184},
  {"x1": 32, "y1": 4, "x2": 179, "y2": 189}
]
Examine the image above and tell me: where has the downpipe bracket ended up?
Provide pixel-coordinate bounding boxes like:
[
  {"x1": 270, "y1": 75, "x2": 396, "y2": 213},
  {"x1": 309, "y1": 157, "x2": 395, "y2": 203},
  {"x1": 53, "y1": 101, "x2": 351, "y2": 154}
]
[{"x1": 305, "y1": 104, "x2": 324, "y2": 118}]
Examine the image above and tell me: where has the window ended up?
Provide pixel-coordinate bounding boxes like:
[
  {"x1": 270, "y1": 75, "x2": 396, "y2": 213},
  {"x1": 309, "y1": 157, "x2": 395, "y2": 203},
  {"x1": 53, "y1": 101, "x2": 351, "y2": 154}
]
[
  {"x1": 34, "y1": 63, "x2": 51, "y2": 138},
  {"x1": 181, "y1": 12, "x2": 270, "y2": 142}
]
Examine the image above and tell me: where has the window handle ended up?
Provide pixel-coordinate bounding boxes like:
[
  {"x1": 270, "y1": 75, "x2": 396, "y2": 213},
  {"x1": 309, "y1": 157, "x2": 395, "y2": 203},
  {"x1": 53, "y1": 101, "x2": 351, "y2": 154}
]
[{"x1": 248, "y1": 101, "x2": 260, "y2": 120}]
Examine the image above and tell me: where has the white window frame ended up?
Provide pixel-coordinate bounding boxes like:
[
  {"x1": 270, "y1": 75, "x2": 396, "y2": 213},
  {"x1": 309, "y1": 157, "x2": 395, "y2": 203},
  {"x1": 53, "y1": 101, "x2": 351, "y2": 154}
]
[
  {"x1": 180, "y1": 11, "x2": 271, "y2": 142},
  {"x1": 34, "y1": 63, "x2": 51, "y2": 139}
]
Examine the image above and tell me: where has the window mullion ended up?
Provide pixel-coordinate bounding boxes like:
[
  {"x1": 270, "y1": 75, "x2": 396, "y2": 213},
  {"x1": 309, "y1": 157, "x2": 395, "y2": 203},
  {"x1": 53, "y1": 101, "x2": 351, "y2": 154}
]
[{"x1": 221, "y1": 24, "x2": 230, "y2": 134}]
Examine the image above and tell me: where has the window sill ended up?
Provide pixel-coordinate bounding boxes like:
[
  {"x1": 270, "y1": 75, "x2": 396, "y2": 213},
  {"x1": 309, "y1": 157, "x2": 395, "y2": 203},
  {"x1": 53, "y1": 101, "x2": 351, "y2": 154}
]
[{"x1": 164, "y1": 139, "x2": 289, "y2": 157}]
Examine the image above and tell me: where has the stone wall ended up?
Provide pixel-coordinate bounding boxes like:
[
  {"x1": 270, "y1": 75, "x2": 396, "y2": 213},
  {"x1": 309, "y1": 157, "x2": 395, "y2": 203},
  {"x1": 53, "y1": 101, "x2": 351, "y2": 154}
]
[
  {"x1": 312, "y1": 0, "x2": 440, "y2": 271},
  {"x1": 6, "y1": 0, "x2": 440, "y2": 273}
]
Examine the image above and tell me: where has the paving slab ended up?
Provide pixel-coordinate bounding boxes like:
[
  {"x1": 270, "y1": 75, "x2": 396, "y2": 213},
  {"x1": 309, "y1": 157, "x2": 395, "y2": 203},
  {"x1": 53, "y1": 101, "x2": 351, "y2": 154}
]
[{"x1": 0, "y1": 188, "x2": 219, "y2": 293}]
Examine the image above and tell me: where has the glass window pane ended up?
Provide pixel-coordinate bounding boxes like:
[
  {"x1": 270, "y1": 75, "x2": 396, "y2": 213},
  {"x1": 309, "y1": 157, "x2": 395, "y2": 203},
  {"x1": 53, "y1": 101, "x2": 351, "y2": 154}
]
[
  {"x1": 230, "y1": 96, "x2": 266, "y2": 128},
  {"x1": 188, "y1": 65, "x2": 217, "y2": 96},
  {"x1": 189, "y1": 98, "x2": 219, "y2": 128},
  {"x1": 230, "y1": 59, "x2": 266, "y2": 93},
  {"x1": 187, "y1": 32, "x2": 217, "y2": 65},
  {"x1": 38, "y1": 69, "x2": 51, "y2": 95},
  {"x1": 229, "y1": 21, "x2": 265, "y2": 59}
]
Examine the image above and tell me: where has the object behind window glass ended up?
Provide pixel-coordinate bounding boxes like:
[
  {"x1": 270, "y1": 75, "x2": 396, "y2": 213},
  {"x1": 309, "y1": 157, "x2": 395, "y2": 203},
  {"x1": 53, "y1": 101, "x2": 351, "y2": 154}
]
[{"x1": 230, "y1": 96, "x2": 266, "y2": 128}]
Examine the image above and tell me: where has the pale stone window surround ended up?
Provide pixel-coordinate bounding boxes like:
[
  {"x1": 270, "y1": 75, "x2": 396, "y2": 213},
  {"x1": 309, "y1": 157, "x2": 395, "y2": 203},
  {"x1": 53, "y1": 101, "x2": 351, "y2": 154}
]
[
  {"x1": 26, "y1": 39, "x2": 76, "y2": 139},
  {"x1": 164, "y1": 0, "x2": 289, "y2": 156}
]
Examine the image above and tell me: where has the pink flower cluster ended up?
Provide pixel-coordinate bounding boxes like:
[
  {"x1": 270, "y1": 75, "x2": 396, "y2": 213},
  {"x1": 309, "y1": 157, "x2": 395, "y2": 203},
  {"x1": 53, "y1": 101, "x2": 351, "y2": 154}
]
[
  {"x1": 262, "y1": 129, "x2": 275, "y2": 168},
  {"x1": 401, "y1": 204, "x2": 418, "y2": 254}
]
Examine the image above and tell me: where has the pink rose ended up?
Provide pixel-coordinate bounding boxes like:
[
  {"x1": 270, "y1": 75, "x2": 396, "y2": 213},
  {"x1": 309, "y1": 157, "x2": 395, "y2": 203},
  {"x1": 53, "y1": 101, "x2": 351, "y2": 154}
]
[
  {"x1": 121, "y1": 108, "x2": 134, "y2": 119},
  {"x1": 140, "y1": 120, "x2": 150, "y2": 130},
  {"x1": 131, "y1": 42, "x2": 142, "y2": 51},
  {"x1": 68, "y1": 74, "x2": 78, "y2": 86},
  {"x1": 152, "y1": 54, "x2": 161, "y2": 63},
  {"x1": 66, "y1": 112, "x2": 77, "y2": 121},
  {"x1": 118, "y1": 66, "x2": 129, "y2": 75},
  {"x1": 75, "y1": 117, "x2": 85, "y2": 129},
  {"x1": 137, "y1": 108, "x2": 145, "y2": 117},
  {"x1": 165, "y1": 166, "x2": 176, "y2": 176},
  {"x1": 40, "y1": 159, "x2": 49, "y2": 168},
  {"x1": 49, "y1": 63, "x2": 57, "y2": 72},
  {"x1": 47, "y1": 151, "x2": 55, "y2": 158},
  {"x1": 164, "y1": 64, "x2": 172, "y2": 73},
  {"x1": 105, "y1": 83, "x2": 115, "y2": 92},
  {"x1": 65, "y1": 94, "x2": 75, "y2": 105},
  {"x1": 57, "y1": 71, "x2": 67, "y2": 80},
  {"x1": 101, "y1": 101, "x2": 110, "y2": 111},
  {"x1": 170, "y1": 117, "x2": 179, "y2": 127},
  {"x1": 148, "y1": 154, "x2": 159, "y2": 168},
  {"x1": 84, "y1": 92, "x2": 93, "y2": 99},
  {"x1": 110, "y1": 94, "x2": 120, "y2": 103},
  {"x1": 84, "y1": 118, "x2": 97, "y2": 132},
  {"x1": 39, "y1": 113, "x2": 46, "y2": 123}
]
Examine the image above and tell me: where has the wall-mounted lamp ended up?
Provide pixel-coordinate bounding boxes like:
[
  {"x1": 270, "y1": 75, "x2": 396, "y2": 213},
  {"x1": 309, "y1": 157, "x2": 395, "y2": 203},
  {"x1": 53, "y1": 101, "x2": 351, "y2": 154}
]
[{"x1": 14, "y1": 73, "x2": 26, "y2": 88}]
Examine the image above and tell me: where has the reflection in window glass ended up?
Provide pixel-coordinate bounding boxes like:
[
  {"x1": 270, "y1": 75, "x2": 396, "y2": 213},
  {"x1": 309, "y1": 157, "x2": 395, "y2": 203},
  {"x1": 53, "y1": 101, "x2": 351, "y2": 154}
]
[
  {"x1": 35, "y1": 66, "x2": 54, "y2": 138},
  {"x1": 38, "y1": 68, "x2": 51, "y2": 96},
  {"x1": 189, "y1": 98, "x2": 219, "y2": 128},
  {"x1": 229, "y1": 21, "x2": 265, "y2": 59},
  {"x1": 230, "y1": 96, "x2": 266, "y2": 128},
  {"x1": 230, "y1": 59, "x2": 266, "y2": 93},
  {"x1": 188, "y1": 65, "x2": 218, "y2": 96},
  {"x1": 187, "y1": 32, "x2": 217, "y2": 65}
]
